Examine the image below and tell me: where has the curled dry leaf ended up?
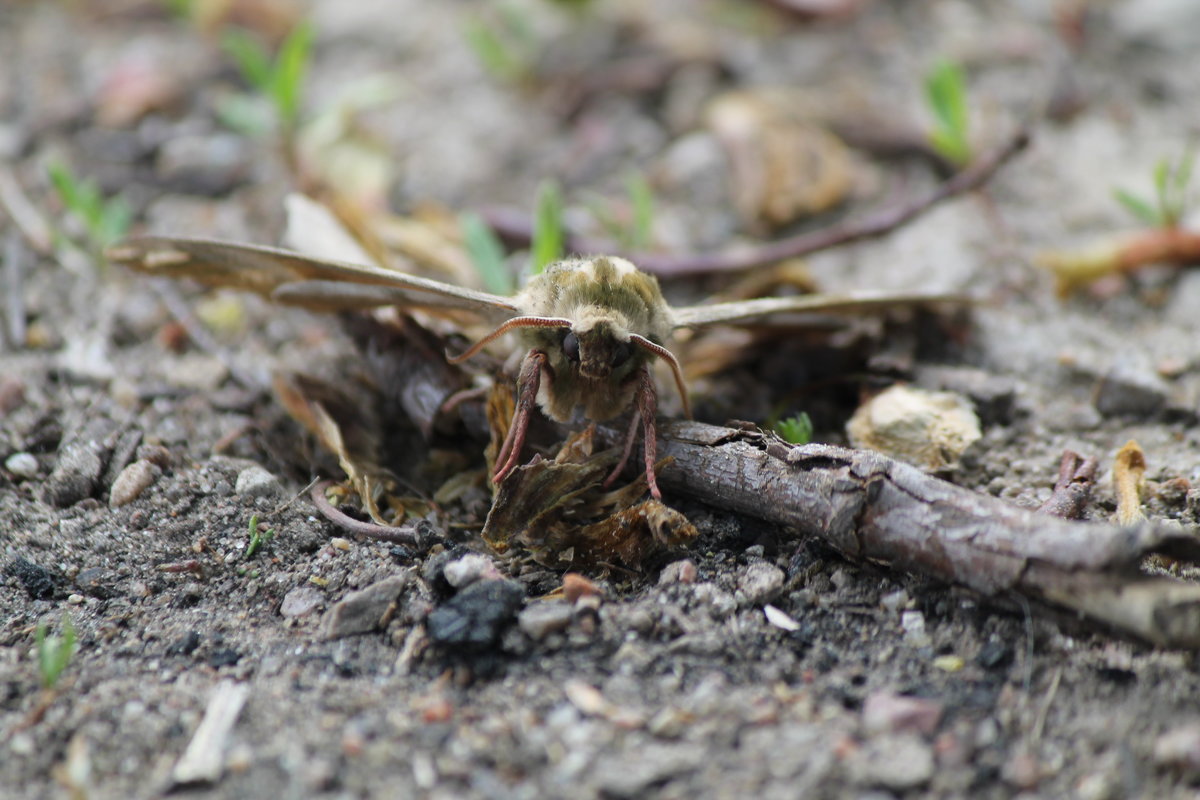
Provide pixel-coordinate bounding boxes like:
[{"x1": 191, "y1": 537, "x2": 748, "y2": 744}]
[
  {"x1": 273, "y1": 372, "x2": 395, "y2": 524},
  {"x1": 705, "y1": 89, "x2": 855, "y2": 230},
  {"x1": 846, "y1": 384, "x2": 981, "y2": 472},
  {"x1": 482, "y1": 426, "x2": 698, "y2": 567}
]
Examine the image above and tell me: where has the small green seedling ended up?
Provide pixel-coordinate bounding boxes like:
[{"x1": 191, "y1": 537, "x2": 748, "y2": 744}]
[
  {"x1": 1114, "y1": 149, "x2": 1195, "y2": 229},
  {"x1": 531, "y1": 180, "x2": 565, "y2": 275},
  {"x1": 35, "y1": 613, "x2": 76, "y2": 690},
  {"x1": 461, "y1": 212, "x2": 516, "y2": 295},
  {"x1": 220, "y1": 22, "x2": 314, "y2": 141},
  {"x1": 463, "y1": 4, "x2": 538, "y2": 84},
  {"x1": 244, "y1": 514, "x2": 276, "y2": 560},
  {"x1": 776, "y1": 412, "x2": 814, "y2": 445},
  {"x1": 47, "y1": 161, "x2": 132, "y2": 257},
  {"x1": 623, "y1": 172, "x2": 656, "y2": 251},
  {"x1": 924, "y1": 59, "x2": 972, "y2": 167}
]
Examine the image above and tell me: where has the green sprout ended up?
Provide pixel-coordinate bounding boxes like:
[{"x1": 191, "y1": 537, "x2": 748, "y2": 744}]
[
  {"x1": 623, "y1": 172, "x2": 656, "y2": 250},
  {"x1": 244, "y1": 514, "x2": 276, "y2": 560},
  {"x1": 776, "y1": 412, "x2": 814, "y2": 445},
  {"x1": 463, "y1": 4, "x2": 538, "y2": 84},
  {"x1": 220, "y1": 22, "x2": 314, "y2": 146},
  {"x1": 1114, "y1": 149, "x2": 1195, "y2": 229},
  {"x1": 47, "y1": 161, "x2": 132, "y2": 258},
  {"x1": 35, "y1": 613, "x2": 77, "y2": 690},
  {"x1": 531, "y1": 180, "x2": 565, "y2": 275},
  {"x1": 461, "y1": 212, "x2": 516, "y2": 295},
  {"x1": 924, "y1": 59, "x2": 971, "y2": 167}
]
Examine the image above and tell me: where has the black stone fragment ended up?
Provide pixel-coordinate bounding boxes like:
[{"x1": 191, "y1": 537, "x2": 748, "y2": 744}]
[
  {"x1": 166, "y1": 630, "x2": 202, "y2": 656},
  {"x1": 976, "y1": 638, "x2": 1013, "y2": 670},
  {"x1": 5, "y1": 557, "x2": 62, "y2": 600},
  {"x1": 426, "y1": 579, "x2": 525, "y2": 652}
]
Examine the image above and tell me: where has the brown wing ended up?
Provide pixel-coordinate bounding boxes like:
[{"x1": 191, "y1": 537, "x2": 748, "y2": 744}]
[
  {"x1": 670, "y1": 291, "x2": 969, "y2": 329},
  {"x1": 106, "y1": 237, "x2": 520, "y2": 322}
]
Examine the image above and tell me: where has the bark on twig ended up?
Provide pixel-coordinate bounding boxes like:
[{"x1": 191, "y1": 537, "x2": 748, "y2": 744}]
[
  {"x1": 1037, "y1": 449, "x2": 1097, "y2": 519},
  {"x1": 652, "y1": 421, "x2": 1200, "y2": 648},
  {"x1": 484, "y1": 126, "x2": 1031, "y2": 277}
]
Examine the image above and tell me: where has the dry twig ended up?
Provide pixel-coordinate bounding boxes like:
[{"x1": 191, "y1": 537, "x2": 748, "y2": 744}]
[
  {"x1": 651, "y1": 421, "x2": 1200, "y2": 648},
  {"x1": 484, "y1": 126, "x2": 1031, "y2": 277},
  {"x1": 1037, "y1": 449, "x2": 1098, "y2": 519},
  {"x1": 309, "y1": 480, "x2": 435, "y2": 546}
]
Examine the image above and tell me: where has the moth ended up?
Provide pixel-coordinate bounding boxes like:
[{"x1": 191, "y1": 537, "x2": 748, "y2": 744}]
[{"x1": 108, "y1": 236, "x2": 954, "y2": 498}]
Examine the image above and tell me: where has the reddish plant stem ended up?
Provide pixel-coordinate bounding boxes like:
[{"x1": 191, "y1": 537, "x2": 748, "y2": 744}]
[{"x1": 483, "y1": 126, "x2": 1031, "y2": 277}]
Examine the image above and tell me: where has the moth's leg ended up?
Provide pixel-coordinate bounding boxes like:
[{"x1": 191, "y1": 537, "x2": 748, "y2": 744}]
[
  {"x1": 603, "y1": 410, "x2": 642, "y2": 491},
  {"x1": 603, "y1": 367, "x2": 661, "y2": 499},
  {"x1": 636, "y1": 367, "x2": 662, "y2": 500},
  {"x1": 494, "y1": 350, "x2": 548, "y2": 484}
]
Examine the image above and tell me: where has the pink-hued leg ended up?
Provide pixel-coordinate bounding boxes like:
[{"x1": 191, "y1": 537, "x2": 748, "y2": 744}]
[
  {"x1": 494, "y1": 350, "x2": 547, "y2": 484},
  {"x1": 603, "y1": 410, "x2": 642, "y2": 491},
  {"x1": 637, "y1": 369, "x2": 662, "y2": 499},
  {"x1": 603, "y1": 367, "x2": 661, "y2": 499}
]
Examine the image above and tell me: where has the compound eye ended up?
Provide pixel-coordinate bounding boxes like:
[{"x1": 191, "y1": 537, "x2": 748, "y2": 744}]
[
  {"x1": 562, "y1": 331, "x2": 580, "y2": 362},
  {"x1": 611, "y1": 341, "x2": 632, "y2": 368}
]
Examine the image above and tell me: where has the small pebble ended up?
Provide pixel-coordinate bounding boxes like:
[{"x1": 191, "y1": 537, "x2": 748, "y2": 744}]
[
  {"x1": 562, "y1": 572, "x2": 601, "y2": 603},
  {"x1": 901, "y1": 610, "x2": 930, "y2": 647},
  {"x1": 321, "y1": 574, "x2": 410, "y2": 639},
  {"x1": 850, "y1": 734, "x2": 934, "y2": 790},
  {"x1": 0, "y1": 375, "x2": 26, "y2": 414},
  {"x1": 1154, "y1": 724, "x2": 1200, "y2": 772},
  {"x1": 736, "y1": 562, "x2": 785, "y2": 606},
  {"x1": 67, "y1": 593, "x2": 85, "y2": 604},
  {"x1": 330, "y1": 538, "x2": 352, "y2": 552},
  {"x1": 658, "y1": 559, "x2": 698, "y2": 585},
  {"x1": 44, "y1": 442, "x2": 105, "y2": 507},
  {"x1": 5, "y1": 452, "x2": 39, "y2": 479},
  {"x1": 443, "y1": 554, "x2": 502, "y2": 588},
  {"x1": 235, "y1": 465, "x2": 282, "y2": 499},
  {"x1": 280, "y1": 586, "x2": 324, "y2": 618},
  {"x1": 763, "y1": 604, "x2": 801, "y2": 632},
  {"x1": 109, "y1": 459, "x2": 161, "y2": 508},
  {"x1": 933, "y1": 654, "x2": 965, "y2": 672},
  {"x1": 518, "y1": 602, "x2": 573, "y2": 640},
  {"x1": 863, "y1": 691, "x2": 944, "y2": 735}
]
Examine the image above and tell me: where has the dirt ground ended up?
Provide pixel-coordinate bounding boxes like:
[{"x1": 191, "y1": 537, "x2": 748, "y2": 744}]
[{"x1": 6, "y1": 1, "x2": 1200, "y2": 798}]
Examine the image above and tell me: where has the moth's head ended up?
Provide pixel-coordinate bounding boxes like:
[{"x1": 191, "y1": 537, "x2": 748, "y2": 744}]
[{"x1": 564, "y1": 309, "x2": 637, "y2": 381}]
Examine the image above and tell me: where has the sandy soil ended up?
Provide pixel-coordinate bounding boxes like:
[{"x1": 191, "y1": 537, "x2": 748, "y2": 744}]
[{"x1": 5, "y1": 1, "x2": 1200, "y2": 798}]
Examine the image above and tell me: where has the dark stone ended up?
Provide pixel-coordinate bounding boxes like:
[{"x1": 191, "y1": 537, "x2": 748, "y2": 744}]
[
  {"x1": 976, "y1": 639, "x2": 1013, "y2": 670},
  {"x1": 426, "y1": 579, "x2": 525, "y2": 652},
  {"x1": 208, "y1": 648, "x2": 241, "y2": 668},
  {"x1": 5, "y1": 557, "x2": 62, "y2": 600},
  {"x1": 75, "y1": 566, "x2": 119, "y2": 599},
  {"x1": 166, "y1": 630, "x2": 202, "y2": 656}
]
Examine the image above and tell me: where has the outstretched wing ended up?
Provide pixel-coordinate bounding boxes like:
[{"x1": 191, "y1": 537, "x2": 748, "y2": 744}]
[
  {"x1": 670, "y1": 291, "x2": 968, "y2": 329},
  {"x1": 106, "y1": 237, "x2": 520, "y2": 322}
]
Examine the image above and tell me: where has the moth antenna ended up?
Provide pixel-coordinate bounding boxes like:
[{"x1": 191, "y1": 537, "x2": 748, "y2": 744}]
[
  {"x1": 446, "y1": 315, "x2": 573, "y2": 363},
  {"x1": 629, "y1": 334, "x2": 690, "y2": 419}
]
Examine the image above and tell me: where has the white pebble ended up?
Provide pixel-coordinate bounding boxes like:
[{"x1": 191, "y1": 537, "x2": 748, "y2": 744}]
[{"x1": 5, "y1": 452, "x2": 38, "y2": 479}]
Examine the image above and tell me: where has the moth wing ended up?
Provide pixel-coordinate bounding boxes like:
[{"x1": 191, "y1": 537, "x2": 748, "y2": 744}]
[
  {"x1": 671, "y1": 291, "x2": 968, "y2": 329},
  {"x1": 106, "y1": 237, "x2": 520, "y2": 321}
]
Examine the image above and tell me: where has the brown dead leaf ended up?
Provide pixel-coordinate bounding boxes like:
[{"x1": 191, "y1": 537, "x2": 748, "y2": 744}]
[
  {"x1": 482, "y1": 425, "x2": 697, "y2": 567},
  {"x1": 706, "y1": 89, "x2": 854, "y2": 230},
  {"x1": 273, "y1": 372, "x2": 396, "y2": 524}
]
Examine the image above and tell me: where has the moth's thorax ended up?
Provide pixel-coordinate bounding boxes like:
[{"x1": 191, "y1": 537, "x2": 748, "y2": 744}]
[
  {"x1": 516, "y1": 256, "x2": 674, "y2": 423},
  {"x1": 518, "y1": 256, "x2": 674, "y2": 344}
]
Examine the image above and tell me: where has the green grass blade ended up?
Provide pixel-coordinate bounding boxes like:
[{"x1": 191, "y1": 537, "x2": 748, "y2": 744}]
[
  {"x1": 531, "y1": 180, "x2": 564, "y2": 274},
  {"x1": 461, "y1": 212, "x2": 515, "y2": 295},
  {"x1": 273, "y1": 21, "x2": 314, "y2": 128},
  {"x1": 1113, "y1": 188, "x2": 1162, "y2": 227},
  {"x1": 222, "y1": 29, "x2": 274, "y2": 91}
]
